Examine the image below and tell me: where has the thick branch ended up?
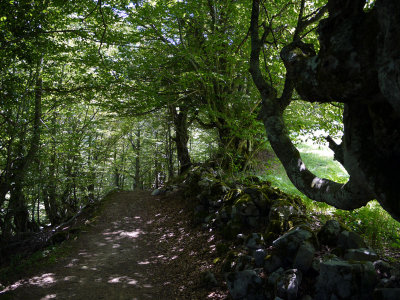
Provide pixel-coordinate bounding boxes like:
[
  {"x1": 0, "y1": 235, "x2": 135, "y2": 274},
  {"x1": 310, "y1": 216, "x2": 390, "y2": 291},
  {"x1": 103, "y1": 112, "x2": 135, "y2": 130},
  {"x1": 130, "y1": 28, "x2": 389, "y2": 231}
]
[
  {"x1": 259, "y1": 109, "x2": 373, "y2": 209},
  {"x1": 250, "y1": 0, "x2": 374, "y2": 210}
]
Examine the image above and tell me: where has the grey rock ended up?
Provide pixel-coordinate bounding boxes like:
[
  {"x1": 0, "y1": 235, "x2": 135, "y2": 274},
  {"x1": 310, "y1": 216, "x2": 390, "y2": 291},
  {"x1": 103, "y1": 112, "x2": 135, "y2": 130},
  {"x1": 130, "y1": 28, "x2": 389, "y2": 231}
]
[
  {"x1": 317, "y1": 219, "x2": 341, "y2": 246},
  {"x1": 268, "y1": 267, "x2": 284, "y2": 286},
  {"x1": 273, "y1": 226, "x2": 313, "y2": 261},
  {"x1": 235, "y1": 255, "x2": 254, "y2": 271},
  {"x1": 315, "y1": 258, "x2": 378, "y2": 299},
  {"x1": 268, "y1": 202, "x2": 301, "y2": 224},
  {"x1": 236, "y1": 233, "x2": 247, "y2": 245},
  {"x1": 344, "y1": 248, "x2": 378, "y2": 261},
  {"x1": 244, "y1": 188, "x2": 270, "y2": 213},
  {"x1": 374, "y1": 260, "x2": 392, "y2": 278},
  {"x1": 377, "y1": 275, "x2": 400, "y2": 289},
  {"x1": 226, "y1": 269, "x2": 263, "y2": 300},
  {"x1": 293, "y1": 241, "x2": 316, "y2": 272},
  {"x1": 311, "y1": 258, "x2": 321, "y2": 274},
  {"x1": 276, "y1": 269, "x2": 302, "y2": 300},
  {"x1": 246, "y1": 233, "x2": 264, "y2": 250},
  {"x1": 374, "y1": 288, "x2": 400, "y2": 299},
  {"x1": 264, "y1": 254, "x2": 283, "y2": 273},
  {"x1": 151, "y1": 188, "x2": 162, "y2": 196},
  {"x1": 337, "y1": 230, "x2": 367, "y2": 250},
  {"x1": 254, "y1": 249, "x2": 267, "y2": 267}
]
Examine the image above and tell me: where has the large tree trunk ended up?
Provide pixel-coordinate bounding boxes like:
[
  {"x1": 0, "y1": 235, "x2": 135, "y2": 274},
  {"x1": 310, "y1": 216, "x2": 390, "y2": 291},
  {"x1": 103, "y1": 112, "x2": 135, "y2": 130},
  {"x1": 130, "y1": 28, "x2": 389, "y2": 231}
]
[
  {"x1": 250, "y1": 0, "x2": 400, "y2": 221},
  {"x1": 7, "y1": 62, "x2": 43, "y2": 234}
]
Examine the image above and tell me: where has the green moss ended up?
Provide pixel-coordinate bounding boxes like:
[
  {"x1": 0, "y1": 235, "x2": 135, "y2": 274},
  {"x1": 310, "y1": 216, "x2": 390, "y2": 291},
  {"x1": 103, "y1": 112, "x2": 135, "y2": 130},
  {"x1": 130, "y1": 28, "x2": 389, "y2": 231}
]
[
  {"x1": 234, "y1": 194, "x2": 252, "y2": 206},
  {"x1": 223, "y1": 189, "x2": 242, "y2": 204}
]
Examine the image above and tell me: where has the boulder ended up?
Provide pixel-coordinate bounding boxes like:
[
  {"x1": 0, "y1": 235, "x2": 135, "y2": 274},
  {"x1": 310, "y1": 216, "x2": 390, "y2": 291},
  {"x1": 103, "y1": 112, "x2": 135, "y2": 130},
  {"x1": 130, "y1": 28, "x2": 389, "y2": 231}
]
[
  {"x1": 344, "y1": 248, "x2": 379, "y2": 261},
  {"x1": 311, "y1": 257, "x2": 321, "y2": 274},
  {"x1": 293, "y1": 241, "x2": 316, "y2": 273},
  {"x1": 337, "y1": 230, "x2": 367, "y2": 250},
  {"x1": 253, "y1": 248, "x2": 267, "y2": 267},
  {"x1": 272, "y1": 226, "x2": 314, "y2": 264},
  {"x1": 276, "y1": 269, "x2": 302, "y2": 300},
  {"x1": 226, "y1": 269, "x2": 264, "y2": 300},
  {"x1": 235, "y1": 255, "x2": 254, "y2": 272},
  {"x1": 374, "y1": 260, "x2": 392, "y2": 279},
  {"x1": 373, "y1": 288, "x2": 400, "y2": 300},
  {"x1": 317, "y1": 219, "x2": 342, "y2": 246},
  {"x1": 151, "y1": 188, "x2": 164, "y2": 196},
  {"x1": 244, "y1": 187, "x2": 270, "y2": 213},
  {"x1": 264, "y1": 202, "x2": 306, "y2": 243},
  {"x1": 315, "y1": 258, "x2": 378, "y2": 299},
  {"x1": 268, "y1": 267, "x2": 285, "y2": 287},
  {"x1": 236, "y1": 233, "x2": 247, "y2": 245},
  {"x1": 264, "y1": 254, "x2": 283, "y2": 273},
  {"x1": 246, "y1": 233, "x2": 264, "y2": 251}
]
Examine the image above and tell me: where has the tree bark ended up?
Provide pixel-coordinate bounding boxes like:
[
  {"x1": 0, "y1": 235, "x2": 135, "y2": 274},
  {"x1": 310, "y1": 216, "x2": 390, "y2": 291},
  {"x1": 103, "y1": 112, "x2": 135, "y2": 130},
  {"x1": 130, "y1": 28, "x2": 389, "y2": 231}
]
[{"x1": 170, "y1": 106, "x2": 192, "y2": 174}]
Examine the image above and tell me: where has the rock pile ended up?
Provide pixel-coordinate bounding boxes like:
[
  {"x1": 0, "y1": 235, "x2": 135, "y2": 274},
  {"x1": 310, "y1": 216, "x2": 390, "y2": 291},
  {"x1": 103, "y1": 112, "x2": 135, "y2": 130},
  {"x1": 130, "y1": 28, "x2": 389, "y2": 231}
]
[{"x1": 168, "y1": 165, "x2": 400, "y2": 300}]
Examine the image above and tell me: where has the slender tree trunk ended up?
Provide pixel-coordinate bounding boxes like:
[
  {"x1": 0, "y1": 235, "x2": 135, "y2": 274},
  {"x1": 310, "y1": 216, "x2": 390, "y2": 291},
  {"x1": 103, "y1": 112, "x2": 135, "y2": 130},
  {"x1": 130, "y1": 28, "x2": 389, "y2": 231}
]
[
  {"x1": 154, "y1": 130, "x2": 160, "y2": 189},
  {"x1": 170, "y1": 106, "x2": 191, "y2": 174},
  {"x1": 114, "y1": 151, "x2": 120, "y2": 188},
  {"x1": 130, "y1": 128, "x2": 142, "y2": 190},
  {"x1": 166, "y1": 121, "x2": 174, "y2": 180}
]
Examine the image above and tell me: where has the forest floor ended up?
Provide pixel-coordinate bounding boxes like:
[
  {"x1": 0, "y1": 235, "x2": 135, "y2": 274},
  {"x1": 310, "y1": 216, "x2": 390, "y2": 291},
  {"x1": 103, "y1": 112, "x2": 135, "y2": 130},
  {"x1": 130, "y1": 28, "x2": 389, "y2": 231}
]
[{"x1": 0, "y1": 191, "x2": 227, "y2": 300}]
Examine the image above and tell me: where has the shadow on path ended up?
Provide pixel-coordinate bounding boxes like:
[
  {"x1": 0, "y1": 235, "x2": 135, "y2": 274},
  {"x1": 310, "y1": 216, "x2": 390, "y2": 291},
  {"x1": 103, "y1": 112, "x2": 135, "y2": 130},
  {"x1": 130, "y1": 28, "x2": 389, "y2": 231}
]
[{"x1": 0, "y1": 191, "x2": 219, "y2": 299}]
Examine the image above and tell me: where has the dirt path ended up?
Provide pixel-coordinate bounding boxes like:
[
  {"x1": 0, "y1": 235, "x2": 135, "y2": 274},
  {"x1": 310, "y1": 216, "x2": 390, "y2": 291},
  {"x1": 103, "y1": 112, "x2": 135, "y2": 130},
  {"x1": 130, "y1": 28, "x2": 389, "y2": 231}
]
[{"x1": 0, "y1": 191, "x2": 226, "y2": 300}]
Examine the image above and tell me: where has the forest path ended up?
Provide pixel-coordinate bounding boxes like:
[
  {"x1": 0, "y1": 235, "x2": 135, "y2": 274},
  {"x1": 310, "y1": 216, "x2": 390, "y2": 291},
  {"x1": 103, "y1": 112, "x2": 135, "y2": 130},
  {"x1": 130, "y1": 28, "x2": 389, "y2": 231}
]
[{"x1": 1, "y1": 191, "x2": 221, "y2": 300}]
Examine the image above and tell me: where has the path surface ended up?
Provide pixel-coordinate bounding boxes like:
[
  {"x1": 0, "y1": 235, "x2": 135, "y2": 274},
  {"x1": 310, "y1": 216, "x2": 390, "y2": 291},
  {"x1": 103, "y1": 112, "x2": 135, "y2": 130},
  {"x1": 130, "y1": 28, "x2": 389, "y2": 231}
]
[{"x1": 0, "y1": 191, "x2": 224, "y2": 300}]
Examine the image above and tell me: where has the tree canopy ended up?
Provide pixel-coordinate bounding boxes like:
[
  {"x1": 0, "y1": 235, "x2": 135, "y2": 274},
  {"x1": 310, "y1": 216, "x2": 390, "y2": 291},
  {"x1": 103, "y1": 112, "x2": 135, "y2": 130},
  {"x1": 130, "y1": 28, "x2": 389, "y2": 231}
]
[{"x1": 1, "y1": 0, "x2": 399, "y2": 245}]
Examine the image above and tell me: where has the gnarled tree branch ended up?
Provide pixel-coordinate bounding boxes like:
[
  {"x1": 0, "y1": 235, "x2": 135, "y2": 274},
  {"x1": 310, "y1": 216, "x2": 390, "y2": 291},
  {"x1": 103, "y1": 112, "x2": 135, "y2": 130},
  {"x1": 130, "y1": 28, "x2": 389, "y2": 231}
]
[{"x1": 249, "y1": 0, "x2": 374, "y2": 211}]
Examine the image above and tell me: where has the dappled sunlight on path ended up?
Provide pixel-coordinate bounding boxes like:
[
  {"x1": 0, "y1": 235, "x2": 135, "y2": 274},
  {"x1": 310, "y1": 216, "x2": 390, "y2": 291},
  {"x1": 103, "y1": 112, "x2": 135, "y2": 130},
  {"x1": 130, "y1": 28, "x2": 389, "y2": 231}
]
[{"x1": 0, "y1": 191, "x2": 213, "y2": 299}]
